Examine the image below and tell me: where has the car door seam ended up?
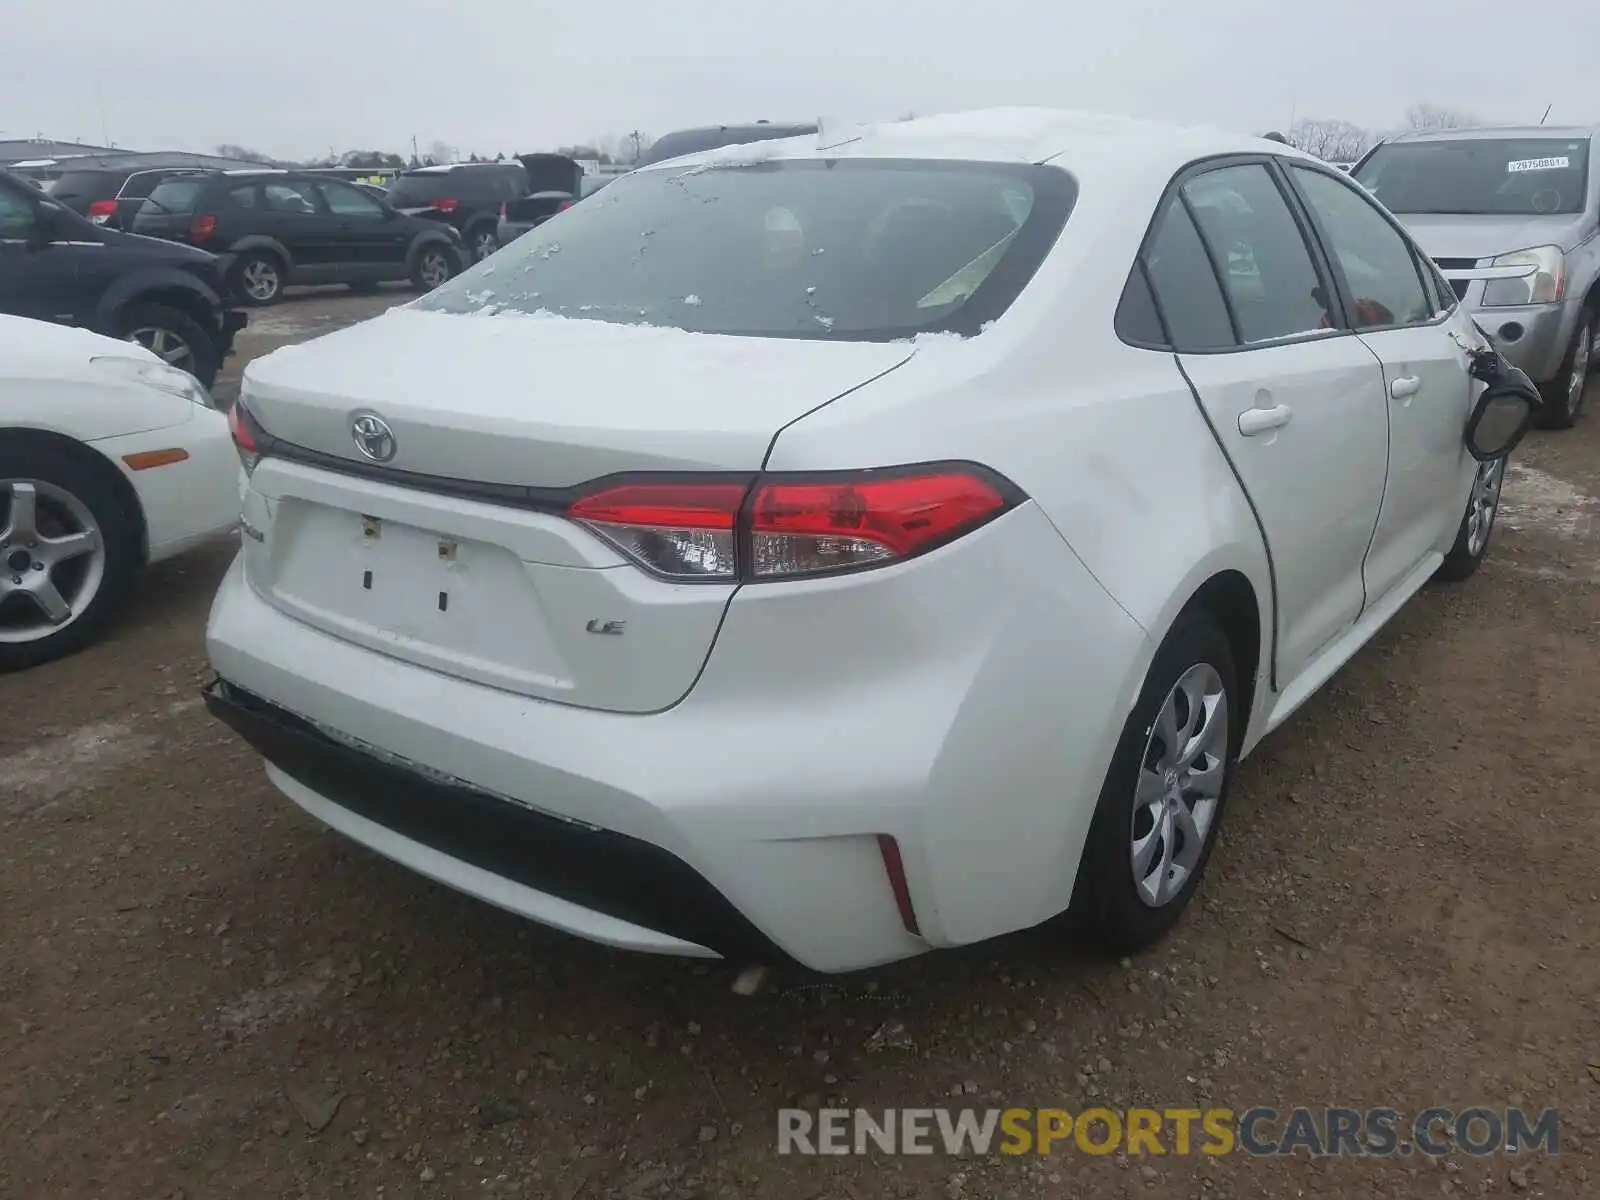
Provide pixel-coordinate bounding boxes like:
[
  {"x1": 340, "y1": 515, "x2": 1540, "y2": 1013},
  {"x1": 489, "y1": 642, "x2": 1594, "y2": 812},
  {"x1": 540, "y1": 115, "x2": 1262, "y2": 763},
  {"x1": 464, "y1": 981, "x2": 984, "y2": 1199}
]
[
  {"x1": 1171, "y1": 352, "x2": 1281, "y2": 692},
  {"x1": 1350, "y1": 330, "x2": 1392, "y2": 619}
]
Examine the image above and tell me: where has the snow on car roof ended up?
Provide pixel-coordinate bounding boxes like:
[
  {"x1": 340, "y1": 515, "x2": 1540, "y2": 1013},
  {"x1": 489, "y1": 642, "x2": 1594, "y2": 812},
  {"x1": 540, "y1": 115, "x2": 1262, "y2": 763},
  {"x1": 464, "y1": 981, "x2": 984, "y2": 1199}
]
[{"x1": 633, "y1": 107, "x2": 1309, "y2": 177}]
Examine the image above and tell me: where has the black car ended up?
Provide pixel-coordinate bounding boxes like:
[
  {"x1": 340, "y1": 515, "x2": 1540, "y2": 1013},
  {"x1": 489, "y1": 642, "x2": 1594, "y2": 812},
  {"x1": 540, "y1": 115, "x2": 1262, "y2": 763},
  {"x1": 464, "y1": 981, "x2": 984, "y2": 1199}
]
[
  {"x1": 48, "y1": 165, "x2": 209, "y2": 231},
  {"x1": 0, "y1": 168, "x2": 244, "y2": 386},
  {"x1": 637, "y1": 121, "x2": 818, "y2": 167},
  {"x1": 130, "y1": 170, "x2": 467, "y2": 306},
  {"x1": 384, "y1": 162, "x2": 529, "y2": 264}
]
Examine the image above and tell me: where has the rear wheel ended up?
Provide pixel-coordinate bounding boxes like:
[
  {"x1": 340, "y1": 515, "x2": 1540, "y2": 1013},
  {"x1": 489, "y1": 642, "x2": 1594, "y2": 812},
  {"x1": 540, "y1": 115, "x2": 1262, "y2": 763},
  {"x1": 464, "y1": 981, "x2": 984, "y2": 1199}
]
[
  {"x1": 410, "y1": 245, "x2": 456, "y2": 292},
  {"x1": 122, "y1": 302, "x2": 220, "y2": 388},
  {"x1": 469, "y1": 226, "x2": 499, "y2": 263},
  {"x1": 1071, "y1": 612, "x2": 1238, "y2": 954},
  {"x1": 230, "y1": 252, "x2": 285, "y2": 306},
  {"x1": 1537, "y1": 310, "x2": 1593, "y2": 429},
  {"x1": 0, "y1": 442, "x2": 142, "y2": 673}
]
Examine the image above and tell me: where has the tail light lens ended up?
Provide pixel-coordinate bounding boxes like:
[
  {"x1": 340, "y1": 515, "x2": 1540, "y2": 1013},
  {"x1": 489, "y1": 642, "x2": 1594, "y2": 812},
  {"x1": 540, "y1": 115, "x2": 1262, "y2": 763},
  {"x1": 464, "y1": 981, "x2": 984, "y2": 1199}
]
[
  {"x1": 188, "y1": 214, "x2": 217, "y2": 241},
  {"x1": 566, "y1": 466, "x2": 1019, "y2": 582},
  {"x1": 228, "y1": 401, "x2": 268, "y2": 473},
  {"x1": 432, "y1": 198, "x2": 460, "y2": 213},
  {"x1": 88, "y1": 199, "x2": 118, "y2": 223}
]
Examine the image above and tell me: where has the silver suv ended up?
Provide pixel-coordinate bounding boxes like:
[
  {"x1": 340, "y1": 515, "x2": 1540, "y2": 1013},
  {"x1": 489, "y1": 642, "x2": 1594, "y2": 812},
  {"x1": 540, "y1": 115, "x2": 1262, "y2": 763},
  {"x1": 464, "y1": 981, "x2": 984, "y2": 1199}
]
[{"x1": 1354, "y1": 126, "x2": 1598, "y2": 427}]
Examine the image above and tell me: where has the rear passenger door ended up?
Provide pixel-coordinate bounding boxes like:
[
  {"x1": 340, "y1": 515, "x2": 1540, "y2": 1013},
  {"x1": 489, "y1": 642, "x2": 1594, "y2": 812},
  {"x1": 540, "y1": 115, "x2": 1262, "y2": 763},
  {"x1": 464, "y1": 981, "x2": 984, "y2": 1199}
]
[
  {"x1": 1144, "y1": 159, "x2": 1392, "y2": 688},
  {"x1": 1285, "y1": 164, "x2": 1479, "y2": 603},
  {"x1": 256, "y1": 178, "x2": 340, "y2": 277},
  {"x1": 315, "y1": 180, "x2": 408, "y2": 276}
]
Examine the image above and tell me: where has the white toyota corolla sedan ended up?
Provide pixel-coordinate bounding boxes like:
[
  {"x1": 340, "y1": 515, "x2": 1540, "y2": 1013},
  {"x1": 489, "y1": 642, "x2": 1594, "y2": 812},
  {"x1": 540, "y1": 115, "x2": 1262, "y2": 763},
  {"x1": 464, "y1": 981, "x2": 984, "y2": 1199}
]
[
  {"x1": 2, "y1": 314, "x2": 239, "y2": 671},
  {"x1": 205, "y1": 109, "x2": 1530, "y2": 973}
]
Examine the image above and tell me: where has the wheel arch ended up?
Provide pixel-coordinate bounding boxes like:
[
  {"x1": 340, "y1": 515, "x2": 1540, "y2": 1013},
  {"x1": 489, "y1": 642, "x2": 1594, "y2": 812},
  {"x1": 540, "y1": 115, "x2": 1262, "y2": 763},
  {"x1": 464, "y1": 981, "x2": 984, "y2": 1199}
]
[
  {"x1": 227, "y1": 235, "x2": 293, "y2": 270},
  {"x1": 0, "y1": 427, "x2": 150, "y2": 562},
  {"x1": 1178, "y1": 569, "x2": 1262, "y2": 759}
]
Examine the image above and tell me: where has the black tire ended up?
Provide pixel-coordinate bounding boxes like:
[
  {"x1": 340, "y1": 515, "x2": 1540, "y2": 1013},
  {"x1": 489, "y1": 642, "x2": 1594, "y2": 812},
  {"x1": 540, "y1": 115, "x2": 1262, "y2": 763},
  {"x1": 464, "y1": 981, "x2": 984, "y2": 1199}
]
[
  {"x1": 468, "y1": 224, "x2": 499, "y2": 263},
  {"x1": 409, "y1": 244, "x2": 459, "y2": 292},
  {"x1": 120, "y1": 301, "x2": 221, "y2": 389},
  {"x1": 229, "y1": 251, "x2": 286, "y2": 307},
  {"x1": 0, "y1": 440, "x2": 143, "y2": 673},
  {"x1": 1536, "y1": 309, "x2": 1593, "y2": 429},
  {"x1": 1435, "y1": 455, "x2": 1507, "y2": 582},
  {"x1": 1071, "y1": 611, "x2": 1239, "y2": 955}
]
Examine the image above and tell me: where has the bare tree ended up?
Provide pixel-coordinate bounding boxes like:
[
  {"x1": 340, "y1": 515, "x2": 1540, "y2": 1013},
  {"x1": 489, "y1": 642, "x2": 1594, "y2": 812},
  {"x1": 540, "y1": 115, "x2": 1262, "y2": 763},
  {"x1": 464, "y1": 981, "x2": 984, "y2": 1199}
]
[
  {"x1": 214, "y1": 143, "x2": 279, "y2": 165},
  {"x1": 1404, "y1": 103, "x2": 1478, "y2": 132},
  {"x1": 425, "y1": 140, "x2": 456, "y2": 166},
  {"x1": 1287, "y1": 118, "x2": 1374, "y2": 163}
]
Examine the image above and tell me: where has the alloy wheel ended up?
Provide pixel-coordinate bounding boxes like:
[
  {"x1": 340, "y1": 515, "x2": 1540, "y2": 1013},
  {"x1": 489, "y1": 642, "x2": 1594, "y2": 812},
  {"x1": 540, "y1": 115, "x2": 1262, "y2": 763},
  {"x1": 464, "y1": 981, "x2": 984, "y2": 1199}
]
[
  {"x1": 1465, "y1": 456, "x2": 1505, "y2": 557},
  {"x1": 0, "y1": 480, "x2": 107, "y2": 644},
  {"x1": 1130, "y1": 663, "x2": 1229, "y2": 907},
  {"x1": 474, "y1": 231, "x2": 497, "y2": 261},
  {"x1": 241, "y1": 259, "x2": 280, "y2": 302},
  {"x1": 420, "y1": 253, "x2": 450, "y2": 288},
  {"x1": 128, "y1": 326, "x2": 196, "y2": 374}
]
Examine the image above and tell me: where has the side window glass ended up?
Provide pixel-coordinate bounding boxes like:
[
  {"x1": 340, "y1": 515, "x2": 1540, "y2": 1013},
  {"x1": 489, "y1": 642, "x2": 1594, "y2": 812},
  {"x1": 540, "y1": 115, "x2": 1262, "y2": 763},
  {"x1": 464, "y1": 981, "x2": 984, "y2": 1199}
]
[
  {"x1": 262, "y1": 181, "x2": 321, "y2": 215},
  {"x1": 228, "y1": 185, "x2": 260, "y2": 209},
  {"x1": 1114, "y1": 262, "x2": 1166, "y2": 346},
  {"x1": 0, "y1": 187, "x2": 38, "y2": 240},
  {"x1": 1184, "y1": 164, "x2": 1332, "y2": 343},
  {"x1": 1290, "y1": 166, "x2": 1433, "y2": 330},
  {"x1": 1142, "y1": 199, "x2": 1236, "y2": 350},
  {"x1": 318, "y1": 182, "x2": 385, "y2": 219}
]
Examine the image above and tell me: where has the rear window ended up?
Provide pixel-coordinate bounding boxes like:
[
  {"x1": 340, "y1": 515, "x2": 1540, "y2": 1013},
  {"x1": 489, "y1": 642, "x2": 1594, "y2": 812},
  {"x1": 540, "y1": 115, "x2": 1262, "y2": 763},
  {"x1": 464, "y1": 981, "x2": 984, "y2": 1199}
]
[
  {"x1": 389, "y1": 167, "x2": 523, "y2": 205},
  {"x1": 140, "y1": 179, "x2": 207, "y2": 215},
  {"x1": 640, "y1": 125, "x2": 816, "y2": 167},
  {"x1": 49, "y1": 171, "x2": 119, "y2": 203},
  {"x1": 416, "y1": 158, "x2": 1075, "y2": 341},
  {"x1": 1354, "y1": 137, "x2": 1592, "y2": 215}
]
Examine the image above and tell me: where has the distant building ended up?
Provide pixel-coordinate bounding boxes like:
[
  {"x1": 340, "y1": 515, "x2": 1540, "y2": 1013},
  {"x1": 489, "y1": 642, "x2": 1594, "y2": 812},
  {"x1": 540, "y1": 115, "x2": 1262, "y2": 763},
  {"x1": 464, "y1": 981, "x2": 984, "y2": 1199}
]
[{"x1": 0, "y1": 138, "x2": 120, "y2": 166}]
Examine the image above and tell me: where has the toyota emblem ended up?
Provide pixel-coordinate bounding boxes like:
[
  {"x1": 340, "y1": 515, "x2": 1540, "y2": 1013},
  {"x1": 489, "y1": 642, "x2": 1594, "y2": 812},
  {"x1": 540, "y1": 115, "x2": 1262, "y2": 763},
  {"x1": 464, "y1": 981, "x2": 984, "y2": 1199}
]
[{"x1": 350, "y1": 412, "x2": 397, "y2": 463}]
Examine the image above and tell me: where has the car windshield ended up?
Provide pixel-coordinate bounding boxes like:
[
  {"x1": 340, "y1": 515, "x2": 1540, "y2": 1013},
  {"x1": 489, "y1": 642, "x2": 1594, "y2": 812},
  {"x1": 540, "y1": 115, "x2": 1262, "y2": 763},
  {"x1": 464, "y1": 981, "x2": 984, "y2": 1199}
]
[
  {"x1": 140, "y1": 179, "x2": 206, "y2": 214},
  {"x1": 1354, "y1": 137, "x2": 1592, "y2": 215},
  {"x1": 416, "y1": 158, "x2": 1075, "y2": 341}
]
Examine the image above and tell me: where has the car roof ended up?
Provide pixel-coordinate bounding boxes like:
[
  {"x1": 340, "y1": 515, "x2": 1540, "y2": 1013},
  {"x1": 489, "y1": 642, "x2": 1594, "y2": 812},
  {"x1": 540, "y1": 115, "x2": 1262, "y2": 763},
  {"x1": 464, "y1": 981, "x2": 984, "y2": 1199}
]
[
  {"x1": 633, "y1": 106, "x2": 1314, "y2": 177},
  {"x1": 403, "y1": 162, "x2": 521, "y2": 175},
  {"x1": 1380, "y1": 124, "x2": 1598, "y2": 145}
]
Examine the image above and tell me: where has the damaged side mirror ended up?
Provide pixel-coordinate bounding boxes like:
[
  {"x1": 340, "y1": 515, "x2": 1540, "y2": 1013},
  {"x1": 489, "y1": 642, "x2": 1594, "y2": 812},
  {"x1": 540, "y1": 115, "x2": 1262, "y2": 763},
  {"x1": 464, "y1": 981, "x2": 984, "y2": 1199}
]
[{"x1": 1463, "y1": 340, "x2": 1538, "y2": 462}]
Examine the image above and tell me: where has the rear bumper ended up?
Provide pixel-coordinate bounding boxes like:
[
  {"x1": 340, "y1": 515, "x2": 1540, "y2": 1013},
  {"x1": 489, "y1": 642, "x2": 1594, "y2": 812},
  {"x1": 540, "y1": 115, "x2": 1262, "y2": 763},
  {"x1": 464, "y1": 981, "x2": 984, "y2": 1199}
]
[
  {"x1": 203, "y1": 678, "x2": 776, "y2": 960},
  {"x1": 220, "y1": 309, "x2": 247, "y2": 356},
  {"x1": 204, "y1": 501, "x2": 1148, "y2": 972}
]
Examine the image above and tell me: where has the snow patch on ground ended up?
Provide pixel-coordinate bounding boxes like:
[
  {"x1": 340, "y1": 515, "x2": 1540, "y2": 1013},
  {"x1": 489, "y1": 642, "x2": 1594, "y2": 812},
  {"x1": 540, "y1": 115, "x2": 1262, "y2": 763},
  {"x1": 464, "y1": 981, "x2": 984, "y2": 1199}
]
[
  {"x1": 1499, "y1": 463, "x2": 1600, "y2": 540},
  {"x1": 0, "y1": 721, "x2": 158, "y2": 810}
]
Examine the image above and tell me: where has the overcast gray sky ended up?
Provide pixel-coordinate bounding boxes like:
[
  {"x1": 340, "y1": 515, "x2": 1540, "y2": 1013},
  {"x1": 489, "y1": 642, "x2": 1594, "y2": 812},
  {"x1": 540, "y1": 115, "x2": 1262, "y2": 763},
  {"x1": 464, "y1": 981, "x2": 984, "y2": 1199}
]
[{"x1": 3, "y1": 0, "x2": 1587, "y2": 159}]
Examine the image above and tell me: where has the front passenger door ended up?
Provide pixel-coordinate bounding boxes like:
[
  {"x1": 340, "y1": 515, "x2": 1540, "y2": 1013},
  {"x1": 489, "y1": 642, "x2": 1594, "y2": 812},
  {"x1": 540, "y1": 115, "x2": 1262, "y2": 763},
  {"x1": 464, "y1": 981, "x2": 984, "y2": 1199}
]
[
  {"x1": 0, "y1": 184, "x2": 83, "y2": 325},
  {"x1": 1287, "y1": 164, "x2": 1479, "y2": 603},
  {"x1": 1148, "y1": 161, "x2": 1392, "y2": 688}
]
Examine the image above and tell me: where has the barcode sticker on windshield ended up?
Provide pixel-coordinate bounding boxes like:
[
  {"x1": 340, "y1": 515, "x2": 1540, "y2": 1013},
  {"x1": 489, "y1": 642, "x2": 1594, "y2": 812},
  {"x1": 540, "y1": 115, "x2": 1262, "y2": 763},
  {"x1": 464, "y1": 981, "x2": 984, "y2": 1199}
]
[{"x1": 1507, "y1": 156, "x2": 1570, "y2": 173}]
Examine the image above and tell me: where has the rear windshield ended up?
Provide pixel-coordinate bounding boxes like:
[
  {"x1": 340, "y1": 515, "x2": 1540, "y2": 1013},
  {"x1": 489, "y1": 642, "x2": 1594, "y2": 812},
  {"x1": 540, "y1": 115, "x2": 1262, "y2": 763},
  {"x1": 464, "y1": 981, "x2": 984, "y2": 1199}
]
[
  {"x1": 416, "y1": 159, "x2": 1074, "y2": 341},
  {"x1": 387, "y1": 174, "x2": 454, "y2": 205},
  {"x1": 640, "y1": 125, "x2": 815, "y2": 167},
  {"x1": 48, "y1": 171, "x2": 119, "y2": 204},
  {"x1": 140, "y1": 179, "x2": 206, "y2": 215},
  {"x1": 389, "y1": 168, "x2": 523, "y2": 205},
  {"x1": 1354, "y1": 137, "x2": 1592, "y2": 215}
]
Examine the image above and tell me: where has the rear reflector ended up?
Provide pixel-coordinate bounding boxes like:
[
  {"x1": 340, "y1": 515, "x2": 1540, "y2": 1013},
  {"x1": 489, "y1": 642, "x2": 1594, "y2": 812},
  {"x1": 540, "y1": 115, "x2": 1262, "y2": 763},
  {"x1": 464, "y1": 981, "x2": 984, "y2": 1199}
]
[
  {"x1": 566, "y1": 465, "x2": 1019, "y2": 582},
  {"x1": 876, "y1": 834, "x2": 921, "y2": 936},
  {"x1": 122, "y1": 448, "x2": 190, "y2": 470}
]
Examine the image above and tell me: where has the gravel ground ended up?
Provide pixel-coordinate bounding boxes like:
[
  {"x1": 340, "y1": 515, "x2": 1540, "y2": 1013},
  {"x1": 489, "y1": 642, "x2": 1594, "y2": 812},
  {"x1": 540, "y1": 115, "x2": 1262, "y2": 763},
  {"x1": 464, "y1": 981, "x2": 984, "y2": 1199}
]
[{"x1": 2, "y1": 293, "x2": 1597, "y2": 1199}]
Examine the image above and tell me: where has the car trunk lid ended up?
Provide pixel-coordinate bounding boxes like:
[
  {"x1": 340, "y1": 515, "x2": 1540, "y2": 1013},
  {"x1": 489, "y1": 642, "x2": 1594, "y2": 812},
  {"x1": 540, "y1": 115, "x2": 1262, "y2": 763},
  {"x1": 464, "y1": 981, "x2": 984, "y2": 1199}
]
[{"x1": 237, "y1": 307, "x2": 914, "y2": 711}]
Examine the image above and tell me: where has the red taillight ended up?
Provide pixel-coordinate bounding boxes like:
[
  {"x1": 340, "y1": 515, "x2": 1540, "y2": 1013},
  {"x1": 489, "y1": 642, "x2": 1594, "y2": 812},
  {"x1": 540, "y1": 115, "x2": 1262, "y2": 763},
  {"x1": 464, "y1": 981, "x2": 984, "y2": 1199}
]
[
  {"x1": 228, "y1": 402, "x2": 265, "y2": 472},
  {"x1": 557, "y1": 199, "x2": 574, "y2": 211},
  {"x1": 877, "y1": 834, "x2": 921, "y2": 936},
  {"x1": 432, "y1": 197, "x2": 459, "y2": 213},
  {"x1": 88, "y1": 199, "x2": 117, "y2": 223},
  {"x1": 188, "y1": 214, "x2": 217, "y2": 241},
  {"x1": 565, "y1": 466, "x2": 1017, "y2": 582}
]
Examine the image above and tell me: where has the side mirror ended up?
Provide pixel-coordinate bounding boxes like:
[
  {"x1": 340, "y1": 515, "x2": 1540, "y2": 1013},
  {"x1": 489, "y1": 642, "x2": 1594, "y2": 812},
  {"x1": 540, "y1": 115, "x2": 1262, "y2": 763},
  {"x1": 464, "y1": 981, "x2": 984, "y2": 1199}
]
[{"x1": 1464, "y1": 386, "x2": 1536, "y2": 461}]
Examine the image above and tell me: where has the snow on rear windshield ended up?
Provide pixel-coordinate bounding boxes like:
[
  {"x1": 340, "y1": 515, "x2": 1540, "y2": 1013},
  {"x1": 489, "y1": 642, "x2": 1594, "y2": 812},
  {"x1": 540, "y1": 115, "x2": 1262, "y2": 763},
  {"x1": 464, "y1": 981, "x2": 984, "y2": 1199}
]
[{"x1": 415, "y1": 159, "x2": 1077, "y2": 340}]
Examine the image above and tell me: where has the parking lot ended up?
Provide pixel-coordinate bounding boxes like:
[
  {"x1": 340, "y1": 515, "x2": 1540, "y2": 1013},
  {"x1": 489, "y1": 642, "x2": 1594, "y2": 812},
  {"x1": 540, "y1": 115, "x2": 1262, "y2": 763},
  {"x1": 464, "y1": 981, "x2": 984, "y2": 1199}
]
[{"x1": 2, "y1": 289, "x2": 1598, "y2": 1200}]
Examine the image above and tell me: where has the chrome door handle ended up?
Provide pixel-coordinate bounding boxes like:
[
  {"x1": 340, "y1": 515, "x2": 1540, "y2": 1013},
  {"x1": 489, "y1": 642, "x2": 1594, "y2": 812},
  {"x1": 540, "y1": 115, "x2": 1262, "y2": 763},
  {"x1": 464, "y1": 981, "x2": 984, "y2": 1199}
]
[
  {"x1": 1237, "y1": 404, "x2": 1293, "y2": 436},
  {"x1": 1390, "y1": 375, "x2": 1421, "y2": 399}
]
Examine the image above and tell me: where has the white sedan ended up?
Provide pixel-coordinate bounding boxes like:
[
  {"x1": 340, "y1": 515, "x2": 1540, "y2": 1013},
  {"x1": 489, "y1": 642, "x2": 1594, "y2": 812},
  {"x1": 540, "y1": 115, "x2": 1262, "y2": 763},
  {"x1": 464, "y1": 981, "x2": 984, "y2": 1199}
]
[
  {"x1": 1, "y1": 314, "x2": 239, "y2": 671},
  {"x1": 204, "y1": 109, "x2": 1532, "y2": 972}
]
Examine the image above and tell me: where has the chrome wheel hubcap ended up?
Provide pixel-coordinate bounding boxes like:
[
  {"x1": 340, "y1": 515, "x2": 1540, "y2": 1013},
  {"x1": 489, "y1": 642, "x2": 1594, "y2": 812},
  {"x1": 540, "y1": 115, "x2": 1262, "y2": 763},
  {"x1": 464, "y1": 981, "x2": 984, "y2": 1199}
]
[
  {"x1": 1465, "y1": 456, "x2": 1505, "y2": 557},
  {"x1": 420, "y1": 254, "x2": 449, "y2": 287},
  {"x1": 128, "y1": 326, "x2": 196, "y2": 372},
  {"x1": 0, "y1": 480, "x2": 106, "y2": 643},
  {"x1": 1131, "y1": 663, "x2": 1229, "y2": 908},
  {"x1": 242, "y1": 260, "x2": 279, "y2": 300},
  {"x1": 475, "y1": 233, "x2": 496, "y2": 259}
]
